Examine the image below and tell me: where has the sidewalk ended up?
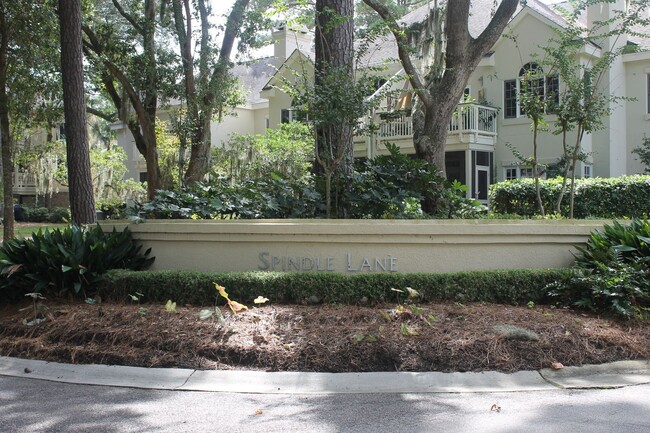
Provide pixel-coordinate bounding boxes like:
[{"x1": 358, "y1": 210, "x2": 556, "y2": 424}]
[{"x1": 1, "y1": 356, "x2": 648, "y2": 394}]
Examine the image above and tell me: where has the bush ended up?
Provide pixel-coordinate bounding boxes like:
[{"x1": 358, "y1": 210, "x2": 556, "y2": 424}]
[
  {"x1": 0, "y1": 225, "x2": 154, "y2": 300},
  {"x1": 213, "y1": 122, "x2": 314, "y2": 185},
  {"x1": 47, "y1": 207, "x2": 71, "y2": 223},
  {"x1": 548, "y1": 219, "x2": 650, "y2": 318},
  {"x1": 97, "y1": 199, "x2": 127, "y2": 220},
  {"x1": 132, "y1": 144, "x2": 484, "y2": 220},
  {"x1": 24, "y1": 207, "x2": 50, "y2": 223},
  {"x1": 95, "y1": 268, "x2": 566, "y2": 307},
  {"x1": 132, "y1": 176, "x2": 324, "y2": 220},
  {"x1": 344, "y1": 144, "x2": 485, "y2": 219},
  {"x1": 490, "y1": 175, "x2": 650, "y2": 218}
]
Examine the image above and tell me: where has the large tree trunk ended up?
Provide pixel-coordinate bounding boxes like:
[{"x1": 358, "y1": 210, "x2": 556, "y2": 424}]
[
  {"x1": 0, "y1": 5, "x2": 13, "y2": 241},
  {"x1": 315, "y1": 0, "x2": 354, "y2": 218},
  {"x1": 59, "y1": 0, "x2": 96, "y2": 224}
]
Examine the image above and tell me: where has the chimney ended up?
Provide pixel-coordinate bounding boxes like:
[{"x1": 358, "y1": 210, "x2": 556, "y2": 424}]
[{"x1": 272, "y1": 24, "x2": 312, "y2": 64}]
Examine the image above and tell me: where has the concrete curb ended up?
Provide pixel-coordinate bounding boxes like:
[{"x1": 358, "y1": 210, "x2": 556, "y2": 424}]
[
  {"x1": 539, "y1": 360, "x2": 650, "y2": 389},
  {"x1": 1, "y1": 356, "x2": 648, "y2": 394}
]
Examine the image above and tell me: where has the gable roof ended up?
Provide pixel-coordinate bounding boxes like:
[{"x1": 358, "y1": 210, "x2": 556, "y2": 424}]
[
  {"x1": 359, "y1": 0, "x2": 576, "y2": 67},
  {"x1": 262, "y1": 49, "x2": 314, "y2": 92},
  {"x1": 231, "y1": 57, "x2": 276, "y2": 105}
]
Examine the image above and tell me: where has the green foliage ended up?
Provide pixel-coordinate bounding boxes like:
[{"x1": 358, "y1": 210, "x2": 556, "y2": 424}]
[
  {"x1": 345, "y1": 143, "x2": 444, "y2": 218},
  {"x1": 574, "y1": 220, "x2": 650, "y2": 268},
  {"x1": 96, "y1": 198, "x2": 127, "y2": 220},
  {"x1": 490, "y1": 175, "x2": 650, "y2": 218},
  {"x1": 0, "y1": 225, "x2": 154, "y2": 299},
  {"x1": 548, "y1": 220, "x2": 650, "y2": 318},
  {"x1": 23, "y1": 207, "x2": 51, "y2": 223},
  {"x1": 212, "y1": 123, "x2": 314, "y2": 185},
  {"x1": 18, "y1": 207, "x2": 70, "y2": 223},
  {"x1": 132, "y1": 176, "x2": 324, "y2": 220},
  {"x1": 95, "y1": 268, "x2": 566, "y2": 307},
  {"x1": 47, "y1": 207, "x2": 71, "y2": 223},
  {"x1": 344, "y1": 144, "x2": 485, "y2": 219},
  {"x1": 132, "y1": 144, "x2": 482, "y2": 220},
  {"x1": 632, "y1": 136, "x2": 650, "y2": 173}
]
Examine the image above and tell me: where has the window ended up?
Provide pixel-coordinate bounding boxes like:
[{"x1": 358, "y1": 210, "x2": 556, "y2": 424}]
[
  {"x1": 503, "y1": 166, "x2": 541, "y2": 180},
  {"x1": 505, "y1": 167, "x2": 518, "y2": 180},
  {"x1": 139, "y1": 172, "x2": 148, "y2": 182},
  {"x1": 583, "y1": 164, "x2": 592, "y2": 178},
  {"x1": 281, "y1": 108, "x2": 306, "y2": 124},
  {"x1": 503, "y1": 63, "x2": 560, "y2": 118}
]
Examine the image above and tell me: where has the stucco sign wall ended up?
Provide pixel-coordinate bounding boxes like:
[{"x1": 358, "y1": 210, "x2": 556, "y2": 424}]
[{"x1": 101, "y1": 220, "x2": 611, "y2": 274}]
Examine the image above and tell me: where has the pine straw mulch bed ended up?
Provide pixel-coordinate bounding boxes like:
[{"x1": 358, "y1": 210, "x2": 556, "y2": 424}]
[{"x1": 1, "y1": 300, "x2": 648, "y2": 373}]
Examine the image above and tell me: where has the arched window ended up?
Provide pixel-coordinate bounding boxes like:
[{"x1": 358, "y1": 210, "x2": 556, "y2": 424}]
[{"x1": 504, "y1": 62, "x2": 559, "y2": 119}]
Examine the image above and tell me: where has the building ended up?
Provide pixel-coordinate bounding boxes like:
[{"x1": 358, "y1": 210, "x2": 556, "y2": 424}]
[{"x1": 115, "y1": 0, "x2": 650, "y2": 203}]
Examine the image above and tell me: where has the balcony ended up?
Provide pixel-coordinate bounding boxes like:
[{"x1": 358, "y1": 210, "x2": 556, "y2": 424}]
[
  {"x1": 354, "y1": 103, "x2": 499, "y2": 158},
  {"x1": 13, "y1": 171, "x2": 37, "y2": 195}
]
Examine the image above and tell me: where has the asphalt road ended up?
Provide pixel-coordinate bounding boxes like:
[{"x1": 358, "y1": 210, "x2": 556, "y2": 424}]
[{"x1": 1, "y1": 376, "x2": 649, "y2": 433}]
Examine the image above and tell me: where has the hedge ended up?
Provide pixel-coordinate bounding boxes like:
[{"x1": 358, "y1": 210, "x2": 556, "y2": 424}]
[
  {"x1": 94, "y1": 268, "x2": 568, "y2": 307},
  {"x1": 489, "y1": 175, "x2": 650, "y2": 218}
]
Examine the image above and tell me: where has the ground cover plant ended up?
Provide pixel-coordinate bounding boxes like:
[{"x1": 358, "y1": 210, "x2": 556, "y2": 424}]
[
  {"x1": 548, "y1": 219, "x2": 650, "y2": 318},
  {"x1": 130, "y1": 145, "x2": 484, "y2": 221}
]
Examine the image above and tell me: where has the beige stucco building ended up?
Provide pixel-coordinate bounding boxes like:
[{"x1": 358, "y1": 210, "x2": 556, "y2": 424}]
[{"x1": 114, "y1": 0, "x2": 650, "y2": 202}]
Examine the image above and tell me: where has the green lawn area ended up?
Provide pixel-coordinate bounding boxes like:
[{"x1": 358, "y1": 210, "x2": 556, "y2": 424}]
[{"x1": 2, "y1": 223, "x2": 67, "y2": 240}]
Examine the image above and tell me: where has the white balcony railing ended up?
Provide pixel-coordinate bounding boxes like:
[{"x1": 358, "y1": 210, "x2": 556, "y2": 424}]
[
  {"x1": 372, "y1": 103, "x2": 498, "y2": 140},
  {"x1": 449, "y1": 103, "x2": 498, "y2": 136},
  {"x1": 13, "y1": 171, "x2": 37, "y2": 190}
]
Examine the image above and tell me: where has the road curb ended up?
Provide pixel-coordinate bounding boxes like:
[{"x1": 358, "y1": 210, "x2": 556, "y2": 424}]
[{"x1": 1, "y1": 356, "x2": 648, "y2": 394}]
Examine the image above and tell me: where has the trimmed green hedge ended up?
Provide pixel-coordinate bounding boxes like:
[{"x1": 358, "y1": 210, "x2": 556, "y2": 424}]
[
  {"x1": 96, "y1": 268, "x2": 568, "y2": 306},
  {"x1": 490, "y1": 175, "x2": 650, "y2": 218}
]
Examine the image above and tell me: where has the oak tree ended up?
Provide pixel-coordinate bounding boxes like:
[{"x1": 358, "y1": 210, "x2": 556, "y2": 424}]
[{"x1": 362, "y1": 0, "x2": 519, "y2": 213}]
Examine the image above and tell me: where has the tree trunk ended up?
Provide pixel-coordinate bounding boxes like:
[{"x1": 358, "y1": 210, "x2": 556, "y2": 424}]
[
  {"x1": 315, "y1": 0, "x2": 354, "y2": 218},
  {"x1": 82, "y1": 1, "x2": 161, "y2": 200},
  {"x1": 59, "y1": 0, "x2": 95, "y2": 224},
  {"x1": 182, "y1": 0, "x2": 250, "y2": 185},
  {"x1": 362, "y1": 0, "x2": 518, "y2": 215},
  {"x1": 0, "y1": 5, "x2": 13, "y2": 241}
]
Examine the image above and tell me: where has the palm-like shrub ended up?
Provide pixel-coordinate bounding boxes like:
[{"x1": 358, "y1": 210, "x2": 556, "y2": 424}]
[
  {"x1": 0, "y1": 225, "x2": 154, "y2": 299},
  {"x1": 549, "y1": 220, "x2": 650, "y2": 318}
]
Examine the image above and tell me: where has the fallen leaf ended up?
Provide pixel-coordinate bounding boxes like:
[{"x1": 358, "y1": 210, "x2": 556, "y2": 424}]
[
  {"x1": 405, "y1": 287, "x2": 421, "y2": 299},
  {"x1": 254, "y1": 296, "x2": 269, "y2": 304},
  {"x1": 490, "y1": 403, "x2": 501, "y2": 413},
  {"x1": 229, "y1": 300, "x2": 249, "y2": 313},
  {"x1": 255, "y1": 410, "x2": 263, "y2": 415},
  {"x1": 551, "y1": 362, "x2": 564, "y2": 370}
]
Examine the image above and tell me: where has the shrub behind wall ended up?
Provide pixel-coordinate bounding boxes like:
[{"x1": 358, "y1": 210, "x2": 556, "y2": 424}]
[{"x1": 490, "y1": 175, "x2": 650, "y2": 218}]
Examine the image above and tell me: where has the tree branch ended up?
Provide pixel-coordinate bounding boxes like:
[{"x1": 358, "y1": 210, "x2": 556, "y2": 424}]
[
  {"x1": 111, "y1": 0, "x2": 144, "y2": 35},
  {"x1": 361, "y1": 0, "x2": 432, "y2": 107},
  {"x1": 86, "y1": 106, "x2": 117, "y2": 122},
  {"x1": 208, "y1": 0, "x2": 250, "y2": 96},
  {"x1": 470, "y1": 0, "x2": 518, "y2": 59}
]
